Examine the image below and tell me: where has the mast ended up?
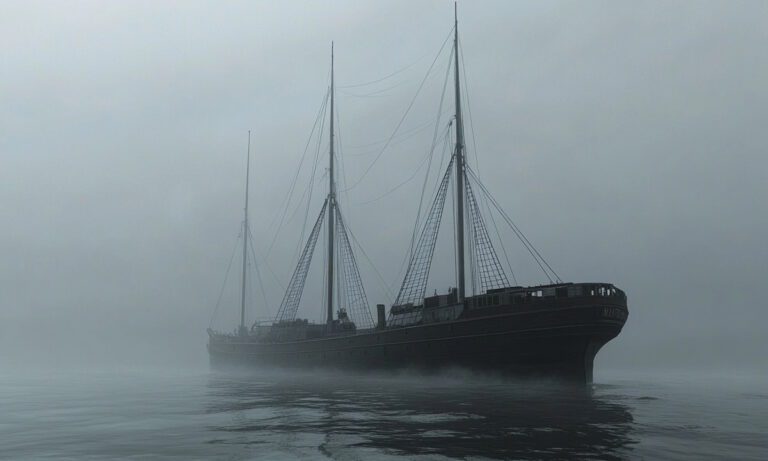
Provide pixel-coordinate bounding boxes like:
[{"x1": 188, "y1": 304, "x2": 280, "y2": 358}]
[
  {"x1": 240, "y1": 131, "x2": 251, "y2": 335},
  {"x1": 453, "y1": 4, "x2": 466, "y2": 302},
  {"x1": 326, "y1": 43, "x2": 336, "y2": 326}
]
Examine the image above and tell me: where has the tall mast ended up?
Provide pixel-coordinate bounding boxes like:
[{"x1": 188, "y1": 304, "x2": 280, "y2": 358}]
[
  {"x1": 240, "y1": 130, "x2": 251, "y2": 335},
  {"x1": 453, "y1": 4, "x2": 466, "y2": 302},
  {"x1": 326, "y1": 43, "x2": 336, "y2": 326}
]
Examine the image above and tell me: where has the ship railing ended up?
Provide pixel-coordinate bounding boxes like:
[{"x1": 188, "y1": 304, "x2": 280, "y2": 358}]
[
  {"x1": 206, "y1": 328, "x2": 246, "y2": 341},
  {"x1": 469, "y1": 283, "x2": 625, "y2": 308},
  {"x1": 251, "y1": 319, "x2": 274, "y2": 325}
]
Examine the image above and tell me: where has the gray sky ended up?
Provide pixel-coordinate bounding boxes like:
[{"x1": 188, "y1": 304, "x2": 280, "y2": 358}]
[{"x1": 1, "y1": 0, "x2": 766, "y2": 373}]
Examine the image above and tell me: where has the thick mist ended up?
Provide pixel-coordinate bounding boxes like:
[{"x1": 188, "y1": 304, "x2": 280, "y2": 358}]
[{"x1": 1, "y1": 0, "x2": 766, "y2": 375}]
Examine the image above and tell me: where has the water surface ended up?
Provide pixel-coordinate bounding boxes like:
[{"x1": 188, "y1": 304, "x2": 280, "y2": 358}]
[{"x1": 2, "y1": 368, "x2": 765, "y2": 460}]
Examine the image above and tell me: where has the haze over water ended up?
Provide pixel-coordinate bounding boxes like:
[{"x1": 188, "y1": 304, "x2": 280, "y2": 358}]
[
  {"x1": 2, "y1": 1, "x2": 767, "y2": 459},
  {"x1": 2, "y1": 367, "x2": 766, "y2": 460}
]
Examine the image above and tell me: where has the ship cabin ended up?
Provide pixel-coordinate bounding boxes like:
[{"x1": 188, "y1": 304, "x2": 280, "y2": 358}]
[{"x1": 387, "y1": 282, "x2": 626, "y2": 328}]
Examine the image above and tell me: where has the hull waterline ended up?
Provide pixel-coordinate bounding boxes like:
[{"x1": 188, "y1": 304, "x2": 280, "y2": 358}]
[{"x1": 208, "y1": 296, "x2": 627, "y2": 384}]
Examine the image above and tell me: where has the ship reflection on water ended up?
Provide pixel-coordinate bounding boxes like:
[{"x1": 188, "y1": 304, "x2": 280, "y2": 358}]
[{"x1": 205, "y1": 369, "x2": 635, "y2": 459}]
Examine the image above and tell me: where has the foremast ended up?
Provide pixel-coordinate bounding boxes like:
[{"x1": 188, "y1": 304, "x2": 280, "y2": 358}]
[
  {"x1": 393, "y1": 5, "x2": 512, "y2": 310},
  {"x1": 453, "y1": 4, "x2": 466, "y2": 302},
  {"x1": 327, "y1": 43, "x2": 336, "y2": 326},
  {"x1": 239, "y1": 131, "x2": 251, "y2": 336},
  {"x1": 392, "y1": 5, "x2": 563, "y2": 314},
  {"x1": 271, "y1": 44, "x2": 374, "y2": 331}
]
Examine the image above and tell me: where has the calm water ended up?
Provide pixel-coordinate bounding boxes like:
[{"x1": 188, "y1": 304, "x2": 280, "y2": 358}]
[{"x1": 1, "y1": 368, "x2": 765, "y2": 460}]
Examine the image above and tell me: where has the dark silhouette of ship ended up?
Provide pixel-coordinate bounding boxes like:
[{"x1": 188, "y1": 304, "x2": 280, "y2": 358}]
[{"x1": 208, "y1": 9, "x2": 628, "y2": 383}]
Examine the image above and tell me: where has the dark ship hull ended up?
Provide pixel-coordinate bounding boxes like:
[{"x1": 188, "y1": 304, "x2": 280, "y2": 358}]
[{"x1": 208, "y1": 283, "x2": 627, "y2": 383}]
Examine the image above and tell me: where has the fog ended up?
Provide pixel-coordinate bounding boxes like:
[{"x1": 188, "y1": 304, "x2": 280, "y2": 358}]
[{"x1": 1, "y1": 0, "x2": 766, "y2": 374}]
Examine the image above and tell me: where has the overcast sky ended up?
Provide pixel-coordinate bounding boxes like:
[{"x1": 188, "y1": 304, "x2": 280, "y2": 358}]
[{"x1": 1, "y1": 0, "x2": 766, "y2": 373}]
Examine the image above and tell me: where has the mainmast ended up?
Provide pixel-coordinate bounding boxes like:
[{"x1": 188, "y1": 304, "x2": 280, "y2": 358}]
[
  {"x1": 453, "y1": 4, "x2": 466, "y2": 302},
  {"x1": 240, "y1": 131, "x2": 251, "y2": 335},
  {"x1": 326, "y1": 43, "x2": 336, "y2": 326},
  {"x1": 393, "y1": 6, "x2": 520, "y2": 311}
]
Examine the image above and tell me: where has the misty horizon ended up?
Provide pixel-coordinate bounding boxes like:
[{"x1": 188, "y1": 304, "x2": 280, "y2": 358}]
[{"x1": 2, "y1": 1, "x2": 766, "y2": 375}]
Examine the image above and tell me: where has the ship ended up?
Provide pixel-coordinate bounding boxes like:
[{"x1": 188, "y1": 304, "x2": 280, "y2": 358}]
[{"x1": 207, "y1": 9, "x2": 628, "y2": 383}]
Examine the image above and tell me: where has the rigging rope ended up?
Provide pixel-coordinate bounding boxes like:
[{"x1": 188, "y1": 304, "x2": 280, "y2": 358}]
[
  {"x1": 455, "y1": 39, "x2": 517, "y2": 285},
  {"x1": 408, "y1": 44, "x2": 455, "y2": 258},
  {"x1": 275, "y1": 199, "x2": 330, "y2": 323},
  {"x1": 459, "y1": 37, "x2": 482, "y2": 173},
  {"x1": 344, "y1": 118, "x2": 435, "y2": 152},
  {"x1": 390, "y1": 126, "x2": 452, "y2": 297},
  {"x1": 334, "y1": 92, "x2": 353, "y2": 225},
  {"x1": 486, "y1": 199, "x2": 518, "y2": 286},
  {"x1": 466, "y1": 166, "x2": 562, "y2": 283},
  {"x1": 354, "y1": 123, "x2": 451, "y2": 206},
  {"x1": 340, "y1": 28, "x2": 454, "y2": 193},
  {"x1": 208, "y1": 233, "x2": 242, "y2": 328},
  {"x1": 337, "y1": 50, "x2": 430, "y2": 89},
  {"x1": 264, "y1": 90, "x2": 330, "y2": 263},
  {"x1": 337, "y1": 79, "x2": 411, "y2": 98},
  {"x1": 296, "y1": 88, "x2": 329, "y2": 264},
  {"x1": 465, "y1": 175, "x2": 510, "y2": 292},
  {"x1": 342, "y1": 220, "x2": 395, "y2": 304},
  {"x1": 335, "y1": 207, "x2": 375, "y2": 328},
  {"x1": 394, "y1": 155, "x2": 455, "y2": 306},
  {"x1": 247, "y1": 225, "x2": 272, "y2": 320}
]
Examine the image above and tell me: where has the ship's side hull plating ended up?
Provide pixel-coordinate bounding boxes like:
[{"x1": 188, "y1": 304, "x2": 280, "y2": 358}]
[{"x1": 209, "y1": 301, "x2": 627, "y2": 383}]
